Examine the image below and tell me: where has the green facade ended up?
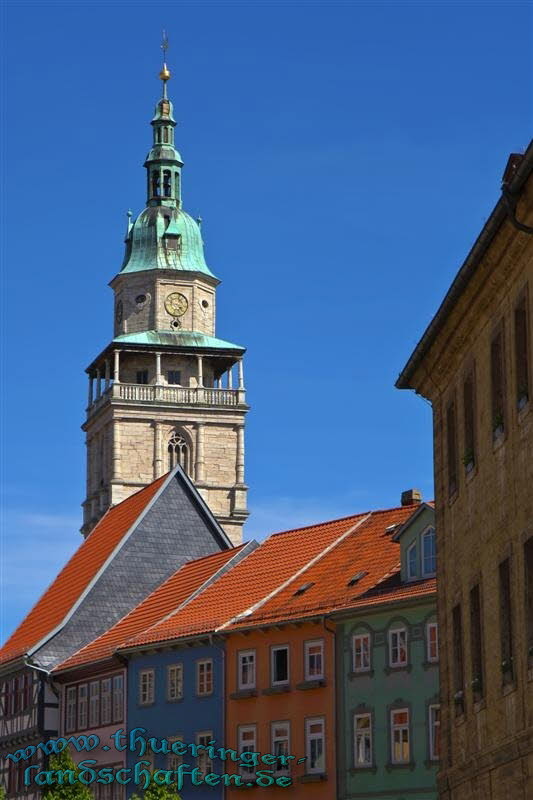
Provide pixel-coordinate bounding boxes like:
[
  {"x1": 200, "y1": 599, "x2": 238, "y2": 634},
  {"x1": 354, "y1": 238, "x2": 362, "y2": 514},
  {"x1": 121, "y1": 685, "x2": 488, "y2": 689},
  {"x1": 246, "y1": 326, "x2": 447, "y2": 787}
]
[{"x1": 336, "y1": 505, "x2": 439, "y2": 800}]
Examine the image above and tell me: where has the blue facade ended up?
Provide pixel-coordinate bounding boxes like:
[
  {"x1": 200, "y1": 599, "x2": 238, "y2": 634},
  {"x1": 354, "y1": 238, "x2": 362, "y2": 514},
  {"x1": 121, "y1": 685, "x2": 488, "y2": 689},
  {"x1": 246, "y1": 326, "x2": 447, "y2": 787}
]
[{"x1": 126, "y1": 644, "x2": 225, "y2": 799}]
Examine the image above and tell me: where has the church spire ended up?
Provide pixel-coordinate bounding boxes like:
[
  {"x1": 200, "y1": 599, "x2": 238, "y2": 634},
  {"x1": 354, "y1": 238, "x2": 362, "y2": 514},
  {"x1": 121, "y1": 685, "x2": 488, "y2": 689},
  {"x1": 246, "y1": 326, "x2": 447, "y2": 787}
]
[{"x1": 144, "y1": 32, "x2": 183, "y2": 209}]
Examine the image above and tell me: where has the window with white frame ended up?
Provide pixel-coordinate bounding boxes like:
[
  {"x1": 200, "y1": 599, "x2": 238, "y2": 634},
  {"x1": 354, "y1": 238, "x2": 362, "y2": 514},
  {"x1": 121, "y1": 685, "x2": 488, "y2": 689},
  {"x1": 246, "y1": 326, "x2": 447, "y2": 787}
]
[
  {"x1": 304, "y1": 640, "x2": 324, "y2": 680},
  {"x1": 271, "y1": 721, "x2": 290, "y2": 774},
  {"x1": 391, "y1": 708, "x2": 410, "y2": 763},
  {"x1": 196, "y1": 731, "x2": 213, "y2": 775},
  {"x1": 197, "y1": 660, "x2": 213, "y2": 696},
  {"x1": 389, "y1": 627, "x2": 408, "y2": 667},
  {"x1": 65, "y1": 687, "x2": 77, "y2": 733},
  {"x1": 238, "y1": 725, "x2": 256, "y2": 774},
  {"x1": 354, "y1": 713, "x2": 372, "y2": 767},
  {"x1": 422, "y1": 528, "x2": 436, "y2": 576},
  {"x1": 407, "y1": 542, "x2": 418, "y2": 580},
  {"x1": 353, "y1": 633, "x2": 371, "y2": 672},
  {"x1": 112, "y1": 674, "x2": 124, "y2": 723},
  {"x1": 167, "y1": 736, "x2": 183, "y2": 771},
  {"x1": 101, "y1": 678, "x2": 112, "y2": 725},
  {"x1": 167, "y1": 664, "x2": 183, "y2": 701},
  {"x1": 427, "y1": 622, "x2": 439, "y2": 663},
  {"x1": 77, "y1": 684, "x2": 88, "y2": 730},
  {"x1": 271, "y1": 645, "x2": 289, "y2": 685},
  {"x1": 305, "y1": 717, "x2": 325, "y2": 774},
  {"x1": 89, "y1": 681, "x2": 100, "y2": 727},
  {"x1": 139, "y1": 670, "x2": 154, "y2": 706},
  {"x1": 429, "y1": 705, "x2": 440, "y2": 760},
  {"x1": 238, "y1": 650, "x2": 256, "y2": 690}
]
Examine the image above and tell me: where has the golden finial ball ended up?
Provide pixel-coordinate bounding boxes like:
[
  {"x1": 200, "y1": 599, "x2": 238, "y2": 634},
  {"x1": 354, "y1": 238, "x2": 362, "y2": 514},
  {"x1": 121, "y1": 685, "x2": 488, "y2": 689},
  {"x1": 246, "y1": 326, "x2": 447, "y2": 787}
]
[{"x1": 159, "y1": 65, "x2": 171, "y2": 81}]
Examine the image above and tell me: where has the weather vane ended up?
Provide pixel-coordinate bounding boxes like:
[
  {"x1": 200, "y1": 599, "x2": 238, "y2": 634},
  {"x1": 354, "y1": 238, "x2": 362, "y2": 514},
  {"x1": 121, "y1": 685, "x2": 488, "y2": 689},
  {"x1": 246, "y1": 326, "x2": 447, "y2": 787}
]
[{"x1": 159, "y1": 29, "x2": 171, "y2": 94}]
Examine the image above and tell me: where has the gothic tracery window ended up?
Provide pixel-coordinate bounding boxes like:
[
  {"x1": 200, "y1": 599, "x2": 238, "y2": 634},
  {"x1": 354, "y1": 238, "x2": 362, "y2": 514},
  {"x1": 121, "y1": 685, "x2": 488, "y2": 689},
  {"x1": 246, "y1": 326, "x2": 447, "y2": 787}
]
[{"x1": 168, "y1": 431, "x2": 190, "y2": 474}]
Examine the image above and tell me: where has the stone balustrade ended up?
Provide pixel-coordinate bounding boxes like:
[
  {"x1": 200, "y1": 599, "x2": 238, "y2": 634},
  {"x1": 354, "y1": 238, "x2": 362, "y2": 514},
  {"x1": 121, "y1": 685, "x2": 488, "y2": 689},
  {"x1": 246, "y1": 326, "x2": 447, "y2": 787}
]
[{"x1": 87, "y1": 382, "x2": 245, "y2": 417}]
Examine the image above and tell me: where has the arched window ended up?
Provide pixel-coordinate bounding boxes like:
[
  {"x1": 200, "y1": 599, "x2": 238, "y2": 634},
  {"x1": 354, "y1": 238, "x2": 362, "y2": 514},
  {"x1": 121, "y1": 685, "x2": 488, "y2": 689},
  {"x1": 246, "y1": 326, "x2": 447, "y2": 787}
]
[
  {"x1": 156, "y1": 128, "x2": 161, "y2": 143},
  {"x1": 175, "y1": 172, "x2": 180, "y2": 200},
  {"x1": 152, "y1": 171, "x2": 161, "y2": 198},
  {"x1": 168, "y1": 431, "x2": 189, "y2": 474},
  {"x1": 422, "y1": 528, "x2": 436, "y2": 576},
  {"x1": 163, "y1": 127, "x2": 169, "y2": 143},
  {"x1": 163, "y1": 170, "x2": 172, "y2": 198}
]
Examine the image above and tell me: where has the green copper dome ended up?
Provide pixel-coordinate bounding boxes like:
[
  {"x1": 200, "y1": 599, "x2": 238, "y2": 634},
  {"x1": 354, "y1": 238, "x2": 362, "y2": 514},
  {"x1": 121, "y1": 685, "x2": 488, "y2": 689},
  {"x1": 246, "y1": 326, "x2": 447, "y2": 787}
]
[
  {"x1": 119, "y1": 83, "x2": 216, "y2": 278},
  {"x1": 120, "y1": 206, "x2": 216, "y2": 277}
]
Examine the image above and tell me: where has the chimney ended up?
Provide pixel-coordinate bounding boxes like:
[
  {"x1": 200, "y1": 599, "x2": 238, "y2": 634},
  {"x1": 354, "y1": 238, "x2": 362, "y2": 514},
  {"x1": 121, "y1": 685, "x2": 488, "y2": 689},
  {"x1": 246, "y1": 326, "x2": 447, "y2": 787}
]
[{"x1": 401, "y1": 488, "x2": 422, "y2": 507}]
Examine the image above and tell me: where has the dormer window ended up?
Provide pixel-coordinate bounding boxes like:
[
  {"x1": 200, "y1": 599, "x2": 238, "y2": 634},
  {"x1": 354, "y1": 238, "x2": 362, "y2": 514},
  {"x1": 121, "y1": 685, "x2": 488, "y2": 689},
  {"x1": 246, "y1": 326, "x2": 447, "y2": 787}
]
[
  {"x1": 422, "y1": 528, "x2": 436, "y2": 576},
  {"x1": 407, "y1": 542, "x2": 418, "y2": 580}
]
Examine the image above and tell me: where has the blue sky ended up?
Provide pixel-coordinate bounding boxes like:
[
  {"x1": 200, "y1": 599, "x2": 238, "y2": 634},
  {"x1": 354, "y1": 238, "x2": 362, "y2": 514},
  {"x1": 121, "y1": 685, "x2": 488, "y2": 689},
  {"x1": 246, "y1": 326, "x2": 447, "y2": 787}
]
[{"x1": 1, "y1": 1, "x2": 531, "y2": 639}]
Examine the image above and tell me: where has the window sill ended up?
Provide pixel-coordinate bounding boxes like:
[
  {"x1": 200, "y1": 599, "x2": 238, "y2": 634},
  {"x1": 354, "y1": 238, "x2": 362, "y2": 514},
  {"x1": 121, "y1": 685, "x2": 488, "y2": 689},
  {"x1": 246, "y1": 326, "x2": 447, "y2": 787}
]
[
  {"x1": 262, "y1": 685, "x2": 290, "y2": 695},
  {"x1": 230, "y1": 689, "x2": 258, "y2": 700},
  {"x1": 384, "y1": 664, "x2": 412, "y2": 675},
  {"x1": 166, "y1": 697, "x2": 184, "y2": 704},
  {"x1": 385, "y1": 761, "x2": 415, "y2": 772},
  {"x1": 424, "y1": 759, "x2": 440, "y2": 769},
  {"x1": 295, "y1": 679, "x2": 326, "y2": 690},
  {"x1": 298, "y1": 773, "x2": 327, "y2": 783},
  {"x1": 137, "y1": 702, "x2": 155, "y2": 708},
  {"x1": 422, "y1": 660, "x2": 438, "y2": 671},
  {"x1": 349, "y1": 765, "x2": 377, "y2": 775},
  {"x1": 195, "y1": 692, "x2": 214, "y2": 699},
  {"x1": 348, "y1": 669, "x2": 374, "y2": 679}
]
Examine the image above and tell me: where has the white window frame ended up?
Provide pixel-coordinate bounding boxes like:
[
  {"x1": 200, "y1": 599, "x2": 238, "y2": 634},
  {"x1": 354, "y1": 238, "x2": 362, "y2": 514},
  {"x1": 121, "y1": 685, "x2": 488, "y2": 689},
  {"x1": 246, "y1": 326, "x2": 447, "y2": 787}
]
[
  {"x1": 89, "y1": 681, "x2": 100, "y2": 728},
  {"x1": 237, "y1": 724, "x2": 257, "y2": 774},
  {"x1": 100, "y1": 678, "x2": 111, "y2": 725},
  {"x1": 167, "y1": 664, "x2": 183, "y2": 701},
  {"x1": 77, "y1": 684, "x2": 88, "y2": 730},
  {"x1": 422, "y1": 527, "x2": 436, "y2": 576},
  {"x1": 305, "y1": 716, "x2": 326, "y2": 774},
  {"x1": 238, "y1": 650, "x2": 256, "y2": 690},
  {"x1": 389, "y1": 627, "x2": 408, "y2": 667},
  {"x1": 167, "y1": 736, "x2": 183, "y2": 771},
  {"x1": 429, "y1": 704, "x2": 440, "y2": 760},
  {"x1": 139, "y1": 669, "x2": 154, "y2": 706},
  {"x1": 304, "y1": 639, "x2": 324, "y2": 681},
  {"x1": 65, "y1": 686, "x2": 77, "y2": 733},
  {"x1": 271, "y1": 645, "x2": 290, "y2": 686},
  {"x1": 426, "y1": 622, "x2": 439, "y2": 663},
  {"x1": 197, "y1": 659, "x2": 213, "y2": 696},
  {"x1": 353, "y1": 633, "x2": 371, "y2": 672},
  {"x1": 112, "y1": 674, "x2": 124, "y2": 723},
  {"x1": 391, "y1": 708, "x2": 410, "y2": 764},
  {"x1": 354, "y1": 712, "x2": 372, "y2": 767},
  {"x1": 196, "y1": 731, "x2": 213, "y2": 775},
  {"x1": 271, "y1": 720, "x2": 290, "y2": 774},
  {"x1": 407, "y1": 541, "x2": 418, "y2": 580}
]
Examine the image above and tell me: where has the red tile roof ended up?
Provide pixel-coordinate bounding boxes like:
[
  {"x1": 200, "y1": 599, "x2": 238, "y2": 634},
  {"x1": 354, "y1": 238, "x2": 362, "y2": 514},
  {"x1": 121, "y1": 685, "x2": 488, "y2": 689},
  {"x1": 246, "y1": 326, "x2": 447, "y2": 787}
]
[
  {"x1": 54, "y1": 546, "x2": 246, "y2": 673},
  {"x1": 0, "y1": 476, "x2": 168, "y2": 666},
  {"x1": 231, "y1": 506, "x2": 435, "y2": 628},
  {"x1": 119, "y1": 512, "x2": 371, "y2": 650}
]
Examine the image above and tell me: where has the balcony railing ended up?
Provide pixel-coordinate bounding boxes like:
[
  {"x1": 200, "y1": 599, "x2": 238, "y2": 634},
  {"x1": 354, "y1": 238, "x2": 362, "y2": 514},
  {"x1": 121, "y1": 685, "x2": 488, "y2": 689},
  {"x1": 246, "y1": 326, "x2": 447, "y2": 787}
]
[{"x1": 88, "y1": 382, "x2": 245, "y2": 416}]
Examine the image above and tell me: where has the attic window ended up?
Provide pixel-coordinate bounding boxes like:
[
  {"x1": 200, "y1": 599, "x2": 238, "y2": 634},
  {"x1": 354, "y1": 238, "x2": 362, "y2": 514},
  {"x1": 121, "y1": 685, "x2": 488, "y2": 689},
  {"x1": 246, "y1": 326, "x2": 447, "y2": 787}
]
[
  {"x1": 348, "y1": 570, "x2": 368, "y2": 586},
  {"x1": 293, "y1": 582, "x2": 314, "y2": 596}
]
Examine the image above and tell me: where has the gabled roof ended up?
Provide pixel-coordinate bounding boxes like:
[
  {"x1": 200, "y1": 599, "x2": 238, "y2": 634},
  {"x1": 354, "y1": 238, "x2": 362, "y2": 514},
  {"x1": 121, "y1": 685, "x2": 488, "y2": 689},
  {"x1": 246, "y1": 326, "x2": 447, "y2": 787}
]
[
  {"x1": 54, "y1": 544, "x2": 253, "y2": 674},
  {"x1": 118, "y1": 512, "x2": 371, "y2": 651},
  {"x1": 228, "y1": 505, "x2": 434, "y2": 629},
  {"x1": 0, "y1": 476, "x2": 168, "y2": 667}
]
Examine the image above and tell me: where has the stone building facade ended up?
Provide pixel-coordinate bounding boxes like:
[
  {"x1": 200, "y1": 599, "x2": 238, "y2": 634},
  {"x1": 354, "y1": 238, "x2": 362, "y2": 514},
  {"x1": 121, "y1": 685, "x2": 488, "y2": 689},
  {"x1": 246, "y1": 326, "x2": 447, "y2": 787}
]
[
  {"x1": 82, "y1": 64, "x2": 249, "y2": 544},
  {"x1": 396, "y1": 144, "x2": 533, "y2": 799}
]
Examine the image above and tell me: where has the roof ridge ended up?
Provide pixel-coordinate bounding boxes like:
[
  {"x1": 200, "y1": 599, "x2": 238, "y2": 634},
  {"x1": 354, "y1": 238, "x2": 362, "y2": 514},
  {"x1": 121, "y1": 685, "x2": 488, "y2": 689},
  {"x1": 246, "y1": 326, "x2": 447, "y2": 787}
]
[{"x1": 270, "y1": 511, "x2": 370, "y2": 537}]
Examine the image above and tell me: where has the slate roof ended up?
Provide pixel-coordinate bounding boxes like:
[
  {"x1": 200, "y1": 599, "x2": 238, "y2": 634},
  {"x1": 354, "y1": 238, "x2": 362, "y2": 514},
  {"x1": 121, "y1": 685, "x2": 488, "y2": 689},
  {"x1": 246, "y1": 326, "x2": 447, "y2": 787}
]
[
  {"x1": 0, "y1": 477, "x2": 167, "y2": 666},
  {"x1": 118, "y1": 511, "x2": 371, "y2": 650},
  {"x1": 54, "y1": 545, "x2": 251, "y2": 674},
  {"x1": 231, "y1": 506, "x2": 434, "y2": 628}
]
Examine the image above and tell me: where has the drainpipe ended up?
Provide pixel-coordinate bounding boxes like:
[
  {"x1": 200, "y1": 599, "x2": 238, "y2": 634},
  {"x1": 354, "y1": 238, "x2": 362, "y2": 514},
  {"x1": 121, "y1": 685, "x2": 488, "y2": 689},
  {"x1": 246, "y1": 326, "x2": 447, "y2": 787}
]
[
  {"x1": 209, "y1": 634, "x2": 226, "y2": 800},
  {"x1": 321, "y1": 617, "x2": 338, "y2": 798}
]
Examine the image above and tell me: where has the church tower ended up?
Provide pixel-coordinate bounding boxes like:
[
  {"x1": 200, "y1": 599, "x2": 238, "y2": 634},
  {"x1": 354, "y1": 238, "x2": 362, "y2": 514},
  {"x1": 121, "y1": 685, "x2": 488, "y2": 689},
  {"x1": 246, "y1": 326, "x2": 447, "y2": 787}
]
[{"x1": 82, "y1": 49, "x2": 249, "y2": 544}]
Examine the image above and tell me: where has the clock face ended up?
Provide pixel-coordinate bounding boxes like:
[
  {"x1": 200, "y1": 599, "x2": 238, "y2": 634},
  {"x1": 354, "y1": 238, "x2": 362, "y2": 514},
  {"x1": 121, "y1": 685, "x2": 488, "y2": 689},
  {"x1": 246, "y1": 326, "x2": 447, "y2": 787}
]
[{"x1": 165, "y1": 292, "x2": 188, "y2": 317}]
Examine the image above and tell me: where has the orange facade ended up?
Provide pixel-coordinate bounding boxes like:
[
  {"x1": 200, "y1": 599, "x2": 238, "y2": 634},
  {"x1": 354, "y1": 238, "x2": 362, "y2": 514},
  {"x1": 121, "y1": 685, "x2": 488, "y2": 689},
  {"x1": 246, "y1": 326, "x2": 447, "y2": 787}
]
[{"x1": 225, "y1": 620, "x2": 336, "y2": 798}]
